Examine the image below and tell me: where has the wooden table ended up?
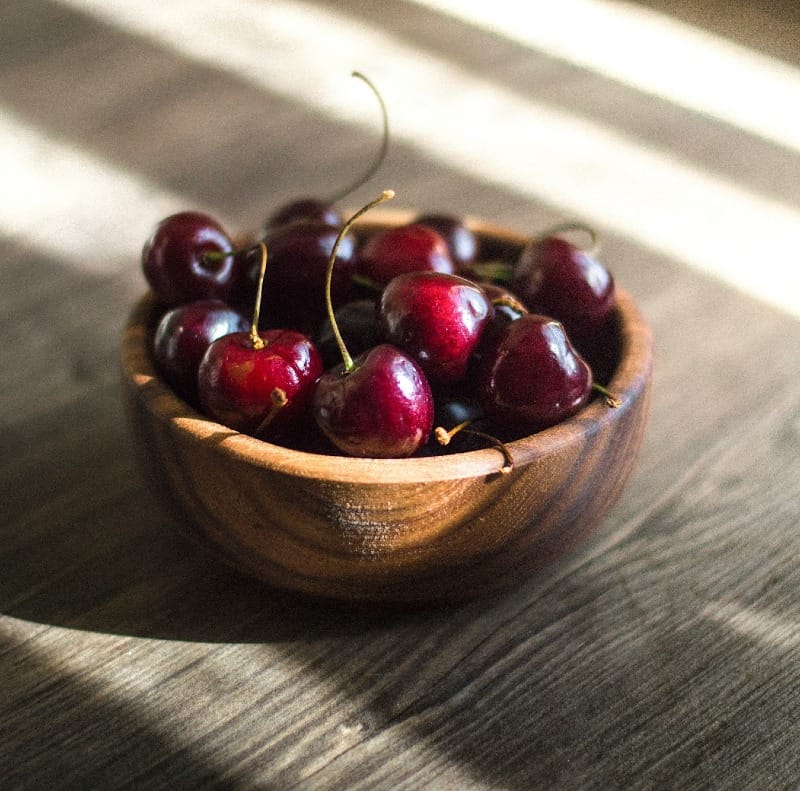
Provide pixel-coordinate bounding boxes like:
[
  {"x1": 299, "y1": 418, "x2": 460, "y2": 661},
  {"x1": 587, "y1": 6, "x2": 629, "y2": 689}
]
[{"x1": 3, "y1": 1, "x2": 800, "y2": 788}]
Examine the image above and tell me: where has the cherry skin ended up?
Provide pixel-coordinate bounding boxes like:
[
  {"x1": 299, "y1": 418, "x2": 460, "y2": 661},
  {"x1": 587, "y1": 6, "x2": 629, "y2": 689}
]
[
  {"x1": 477, "y1": 313, "x2": 592, "y2": 432},
  {"x1": 512, "y1": 235, "x2": 615, "y2": 349},
  {"x1": 153, "y1": 299, "x2": 249, "y2": 405},
  {"x1": 197, "y1": 329, "x2": 323, "y2": 442},
  {"x1": 265, "y1": 197, "x2": 343, "y2": 230},
  {"x1": 357, "y1": 223, "x2": 455, "y2": 285},
  {"x1": 415, "y1": 213, "x2": 480, "y2": 270},
  {"x1": 312, "y1": 343, "x2": 434, "y2": 458},
  {"x1": 252, "y1": 220, "x2": 357, "y2": 334},
  {"x1": 142, "y1": 211, "x2": 242, "y2": 306},
  {"x1": 378, "y1": 271, "x2": 493, "y2": 385}
]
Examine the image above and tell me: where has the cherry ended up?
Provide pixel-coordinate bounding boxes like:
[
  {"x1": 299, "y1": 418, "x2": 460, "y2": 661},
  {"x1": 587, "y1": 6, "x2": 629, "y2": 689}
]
[
  {"x1": 142, "y1": 211, "x2": 243, "y2": 306},
  {"x1": 311, "y1": 191, "x2": 434, "y2": 458},
  {"x1": 414, "y1": 213, "x2": 479, "y2": 270},
  {"x1": 198, "y1": 329, "x2": 321, "y2": 440},
  {"x1": 197, "y1": 243, "x2": 323, "y2": 441},
  {"x1": 512, "y1": 227, "x2": 615, "y2": 351},
  {"x1": 153, "y1": 299, "x2": 249, "y2": 405},
  {"x1": 378, "y1": 271, "x2": 493, "y2": 385},
  {"x1": 252, "y1": 220, "x2": 357, "y2": 335},
  {"x1": 358, "y1": 223, "x2": 455, "y2": 285},
  {"x1": 477, "y1": 313, "x2": 593, "y2": 432},
  {"x1": 313, "y1": 343, "x2": 434, "y2": 458},
  {"x1": 266, "y1": 198, "x2": 343, "y2": 230}
]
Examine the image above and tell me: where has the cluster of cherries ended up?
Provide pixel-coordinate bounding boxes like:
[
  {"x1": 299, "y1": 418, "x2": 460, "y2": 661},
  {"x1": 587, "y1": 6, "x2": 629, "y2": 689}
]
[{"x1": 143, "y1": 189, "x2": 620, "y2": 469}]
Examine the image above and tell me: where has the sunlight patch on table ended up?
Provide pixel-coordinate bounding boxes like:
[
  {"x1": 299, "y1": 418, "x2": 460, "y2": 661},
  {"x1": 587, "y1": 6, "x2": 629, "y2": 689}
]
[
  {"x1": 47, "y1": 0, "x2": 800, "y2": 316},
  {"x1": 703, "y1": 601, "x2": 800, "y2": 654},
  {"x1": 0, "y1": 108, "x2": 201, "y2": 273},
  {"x1": 412, "y1": 0, "x2": 800, "y2": 155}
]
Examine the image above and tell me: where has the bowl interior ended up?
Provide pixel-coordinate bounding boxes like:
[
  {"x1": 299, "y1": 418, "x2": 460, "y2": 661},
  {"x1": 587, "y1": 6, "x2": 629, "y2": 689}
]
[{"x1": 123, "y1": 211, "x2": 652, "y2": 484}]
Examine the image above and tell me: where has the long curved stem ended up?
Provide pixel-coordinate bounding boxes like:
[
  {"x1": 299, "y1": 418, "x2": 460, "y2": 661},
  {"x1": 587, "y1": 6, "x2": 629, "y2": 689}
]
[
  {"x1": 325, "y1": 72, "x2": 390, "y2": 205},
  {"x1": 324, "y1": 190, "x2": 395, "y2": 372},
  {"x1": 533, "y1": 221, "x2": 600, "y2": 257},
  {"x1": 435, "y1": 421, "x2": 514, "y2": 474}
]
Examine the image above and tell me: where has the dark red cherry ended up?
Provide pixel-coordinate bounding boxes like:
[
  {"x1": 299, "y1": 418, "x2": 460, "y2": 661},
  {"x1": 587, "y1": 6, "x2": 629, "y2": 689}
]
[
  {"x1": 265, "y1": 197, "x2": 343, "y2": 230},
  {"x1": 197, "y1": 329, "x2": 323, "y2": 441},
  {"x1": 312, "y1": 344, "x2": 434, "y2": 458},
  {"x1": 153, "y1": 299, "x2": 249, "y2": 405},
  {"x1": 415, "y1": 213, "x2": 479, "y2": 269},
  {"x1": 252, "y1": 220, "x2": 357, "y2": 334},
  {"x1": 512, "y1": 235, "x2": 615, "y2": 348},
  {"x1": 142, "y1": 211, "x2": 242, "y2": 306},
  {"x1": 357, "y1": 223, "x2": 455, "y2": 285},
  {"x1": 315, "y1": 298, "x2": 380, "y2": 370},
  {"x1": 378, "y1": 271, "x2": 493, "y2": 385},
  {"x1": 477, "y1": 314, "x2": 592, "y2": 432}
]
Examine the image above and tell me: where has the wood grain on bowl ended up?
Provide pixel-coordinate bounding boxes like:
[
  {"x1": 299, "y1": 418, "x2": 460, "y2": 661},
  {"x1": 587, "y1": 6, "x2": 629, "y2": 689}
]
[{"x1": 121, "y1": 217, "x2": 652, "y2": 603}]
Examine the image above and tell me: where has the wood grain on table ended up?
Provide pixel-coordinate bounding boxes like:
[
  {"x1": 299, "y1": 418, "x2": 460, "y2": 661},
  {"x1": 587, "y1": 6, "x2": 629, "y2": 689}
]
[{"x1": 2, "y1": 1, "x2": 800, "y2": 788}]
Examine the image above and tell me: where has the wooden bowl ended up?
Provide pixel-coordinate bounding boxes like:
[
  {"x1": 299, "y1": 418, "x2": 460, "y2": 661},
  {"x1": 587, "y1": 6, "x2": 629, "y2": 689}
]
[{"x1": 121, "y1": 215, "x2": 653, "y2": 603}]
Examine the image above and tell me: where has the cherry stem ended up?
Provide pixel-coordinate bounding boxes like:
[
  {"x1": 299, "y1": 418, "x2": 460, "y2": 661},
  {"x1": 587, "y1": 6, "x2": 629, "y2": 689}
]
[
  {"x1": 491, "y1": 293, "x2": 527, "y2": 314},
  {"x1": 254, "y1": 387, "x2": 288, "y2": 437},
  {"x1": 435, "y1": 421, "x2": 514, "y2": 474},
  {"x1": 202, "y1": 246, "x2": 250, "y2": 264},
  {"x1": 325, "y1": 72, "x2": 390, "y2": 205},
  {"x1": 325, "y1": 189, "x2": 395, "y2": 372},
  {"x1": 533, "y1": 221, "x2": 600, "y2": 257},
  {"x1": 434, "y1": 421, "x2": 471, "y2": 446},
  {"x1": 461, "y1": 260, "x2": 514, "y2": 283},
  {"x1": 350, "y1": 272, "x2": 384, "y2": 293},
  {"x1": 249, "y1": 242, "x2": 268, "y2": 350},
  {"x1": 592, "y1": 382, "x2": 621, "y2": 408}
]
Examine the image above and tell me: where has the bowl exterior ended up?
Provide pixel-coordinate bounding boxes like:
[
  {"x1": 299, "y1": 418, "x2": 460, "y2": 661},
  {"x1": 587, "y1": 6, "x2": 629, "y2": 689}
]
[{"x1": 121, "y1": 219, "x2": 652, "y2": 603}]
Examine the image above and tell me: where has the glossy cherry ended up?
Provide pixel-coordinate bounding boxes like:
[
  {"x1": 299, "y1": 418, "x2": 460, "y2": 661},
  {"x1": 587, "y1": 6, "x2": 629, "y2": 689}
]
[
  {"x1": 357, "y1": 223, "x2": 455, "y2": 285},
  {"x1": 313, "y1": 343, "x2": 434, "y2": 458},
  {"x1": 142, "y1": 211, "x2": 242, "y2": 306},
  {"x1": 378, "y1": 271, "x2": 493, "y2": 385},
  {"x1": 311, "y1": 191, "x2": 435, "y2": 458},
  {"x1": 415, "y1": 213, "x2": 479, "y2": 269},
  {"x1": 198, "y1": 329, "x2": 322, "y2": 440},
  {"x1": 153, "y1": 299, "x2": 249, "y2": 405},
  {"x1": 197, "y1": 243, "x2": 323, "y2": 441},
  {"x1": 477, "y1": 313, "x2": 592, "y2": 432},
  {"x1": 512, "y1": 233, "x2": 615, "y2": 349}
]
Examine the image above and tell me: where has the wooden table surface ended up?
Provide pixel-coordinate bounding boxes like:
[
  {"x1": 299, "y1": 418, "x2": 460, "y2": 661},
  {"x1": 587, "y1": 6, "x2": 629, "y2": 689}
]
[{"x1": 3, "y1": 1, "x2": 800, "y2": 788}]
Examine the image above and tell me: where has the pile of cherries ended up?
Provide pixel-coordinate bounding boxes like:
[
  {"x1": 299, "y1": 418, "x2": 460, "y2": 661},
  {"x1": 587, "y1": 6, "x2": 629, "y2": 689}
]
[{"x1": 142, "y1": 190, "x2": 620, "y2": 468}]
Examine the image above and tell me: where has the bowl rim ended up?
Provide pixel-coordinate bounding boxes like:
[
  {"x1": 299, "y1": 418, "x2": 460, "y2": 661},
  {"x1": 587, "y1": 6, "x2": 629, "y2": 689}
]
[{"x1": 122, "y1": 212, "x2": 653, "y2": 485}]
